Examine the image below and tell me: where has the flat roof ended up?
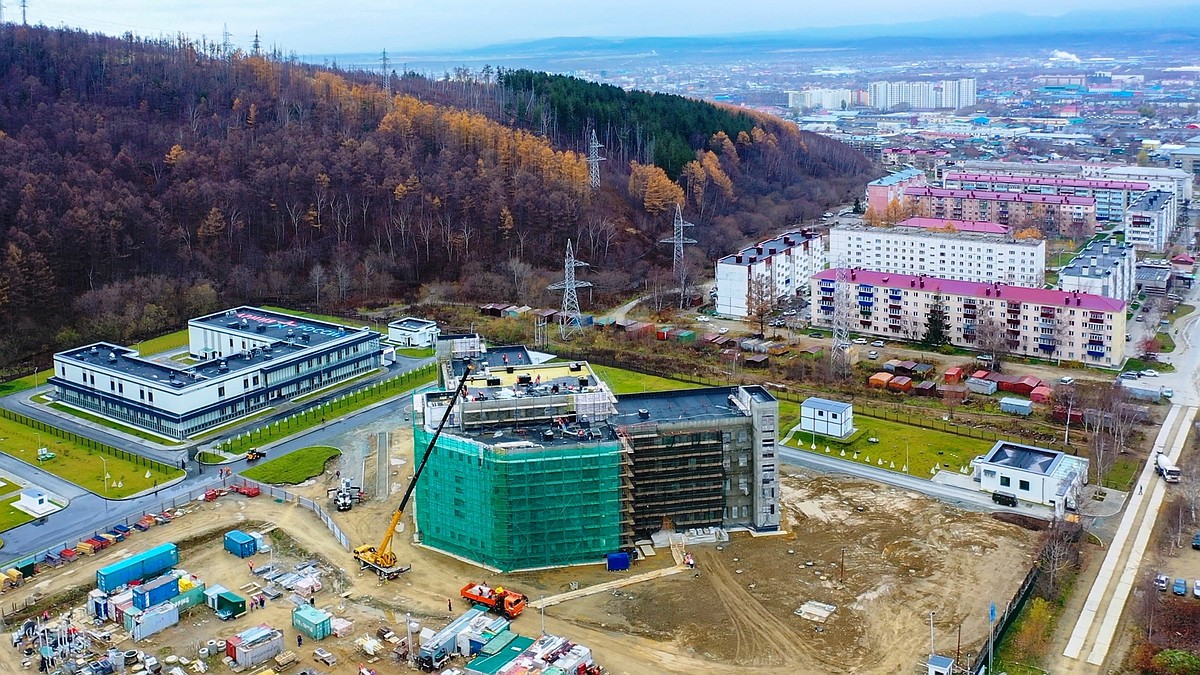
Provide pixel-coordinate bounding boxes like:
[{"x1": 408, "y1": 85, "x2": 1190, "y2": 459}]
[
  {"x1": 1130, "y1": 190, "x2": 1173, "y2": 212},
  {"x1": 58, "y1": 340, "x2": 309, "y2": 389},
  {"x1": 802, "y1": 397, "x2": 852, "y2": 414},
  {"x1": 836, "y1": 221, "x2": 1028, "y2": 242},
  {"x1": 460, "y1": 359, "x2": 598, "y2": 397},
  {"x1": 717, "y1": 230, "x2": 820, "y2": 266},
  {"x1": 192, "y1": 307, "x2": 360, "y2": 348},
  {"x1": 1060, "y1": 239, "x2": 1133, "y2": 277},
  {"x1": 868, "y1": 168, "x2": 925, "y2": 186},
  {"x1": 896, "y1": 217, "x2": 1010, "y2": 234},
  {"x1": 943, "y1": 171, "x2": 1149, "y2": 191},
  {"x1": 613, "y1": 387, "x2": 768, "y2": 426},
  {"x1": 451, "y1": 345, "x2": 534, "y2": 379},
  {"x1": 983, "y1": 441, "x2": 1062, "y2": 475},
  {"x1": 813, "y1": 269, "x2": 1126, "y2": 312},
  {"x1": 388, "y1": 317, "x2": 436, "y2": 331}
]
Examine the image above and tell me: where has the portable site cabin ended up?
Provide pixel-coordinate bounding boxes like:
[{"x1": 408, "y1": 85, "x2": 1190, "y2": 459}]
[
  {"x1": 966, "y1": 377, "x2": 997, "y2": 395},
  {"x1": 227, "y1": 624, "x2": 283, "y2": 667},
  {"x1": 799, "y1": 398, "x2": 855, "y2": 440},
  {"x1": 292, "y1": 604, "x2": 332, "y2": 641},
  {"x1": 224, "y1": 530, "x2": 257, "y2": 558},
  {"x1": 999, "y1": 398, "x2": 1034, "y2": 416},
  {"x1": 215, "y1": 591, "x2": 247, "y2": 620},
  {"x1": 128, "y1": 602, "x2": 180, "y2": 642}
]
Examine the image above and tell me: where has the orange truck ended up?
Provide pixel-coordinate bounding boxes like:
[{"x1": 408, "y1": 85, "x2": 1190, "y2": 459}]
[{"x1": 460, "y1": 582, "x2": 527, "y2": 619}]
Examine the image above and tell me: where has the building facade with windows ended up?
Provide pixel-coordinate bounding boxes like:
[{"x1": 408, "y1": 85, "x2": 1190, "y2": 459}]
[
  {"x1": 941, "y1": 172, "x2": 1149, "y2": 223},
  {"x1": 882, "y1": 148, "x2": 949, "y2": 177},
  {"x1": 809, "y1": 269, "x2": 1126, "y2": 367},
  {"x1": 903, "y1": 186, "x2": 1096, "y2": 237},
  {"x1": 714, "y1": 230, "x2": 826, "y2": 319},
  {"x1": 829, "y1": 222, "x2": 1046, "y2": 287},
  {"x1": 867, "y1": 78, "x2": 977, "y2": 110},
  {"x1": 974, "y1": 441, "x2": 1088, "y2": 516},
  {"x1": 865, "y1": 168, "x2": 927, "y2": 214},
  {"x1": 50, "y1": 307, "x2": 382, "y2": 439},
  {"x1": 413, "y1": 344, "x2": 780, "y2": 571},
  {"x1": 1057, "y1": 238, "x2": 1136, "y2": 301},
  {"x1": 1124, "y1": 190, "x2": 1177, "y2": 254}
]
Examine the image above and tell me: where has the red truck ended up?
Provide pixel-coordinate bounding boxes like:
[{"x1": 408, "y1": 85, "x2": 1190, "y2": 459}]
[{"x1": 460, "y1": 582, "x2": 527, "y2": 619}]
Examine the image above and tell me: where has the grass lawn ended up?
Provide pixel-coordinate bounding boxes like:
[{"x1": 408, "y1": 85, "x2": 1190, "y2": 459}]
[
  {"x1": 0, "y1": 478, "x2": 19, "y2": 497},
  {"x1": 262, "y1": 306, "x2": 372, "y2": 328},
  {"x1": 48, "y1": 403, "x2": 183, "y2": 446},
  {"x1": 1170, "y1": 303, "x2": 1195, "y2": 321},
  {"x1": 395, "y1": 346, "x2": 435, "y2": 358},
  {"x1": 0, "y1": 494, "x2": 35, "y2": 532},
  {"x1": 196, "y1": 451, "x2": 226, "y2": 464},
  {"x1": 1123, "y1": 358, "x2": 1176, "y2": 373},
  {"x1": 590, "y1": 365, "x2": 705, "y2": 395},
  {"x1": 241, "y1": 445, "x2": 341, "y2": 484},
  {"x1": 0, "y1": 417, "x2": 182, "y2": 498},
  {"x1": 1104, "y1": 455, "x2": 1140, "y2": 490},
  {"x1": 781, "y1": 406, "x2": 995, "y2": 478},
  {"x1": 0, "y1": 369, "x2": 52, "y2": 398},
  {"x1": 1157, "y1": 331, "x2": 1176, "y2": 353},
  {"x1": 129, "y1": 330, "x2": 189, "y2": 356}
]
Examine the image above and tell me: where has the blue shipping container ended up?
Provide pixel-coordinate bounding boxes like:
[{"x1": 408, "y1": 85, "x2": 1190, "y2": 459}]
[
  {"x1": 224, "y1": 530, "x2": 256, "y2": 558},
  {"x1": 96, "y1": 544, "x2": 179, "y2": 593},
  {"x1": 606, "y1": 552, "x2": 630, "y2": 571},
  {"x1": 133, "y1": 574, "x2": 179, "y2": 610}
]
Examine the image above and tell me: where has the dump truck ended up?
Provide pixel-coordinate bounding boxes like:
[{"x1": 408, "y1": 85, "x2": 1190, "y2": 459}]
[
  {"x1": 353, "y1": 363, "x2": 474, "y2": 579},
  {"x1": 461, "y1": 582, "x2": 527, "y2": 619}
]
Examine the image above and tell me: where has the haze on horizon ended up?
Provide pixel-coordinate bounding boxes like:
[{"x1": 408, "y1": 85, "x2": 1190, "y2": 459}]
[{"x1": 14, "y1": 0, "x2": 1199, "y2": 55}]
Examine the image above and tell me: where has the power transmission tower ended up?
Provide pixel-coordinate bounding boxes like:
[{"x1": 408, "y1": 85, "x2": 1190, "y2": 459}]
[
  {"x1": 660, "y1": 203, "x2": 696, "y2": 309},
  {"x1": 586, "y1": 129, "x2": 605, "y2": 190},
  {"x1": 548, "y1": 240, "x2": 592, "y2": 341},
  {"x1": 221, "y1": 23, "x2": 232, "y2": 56},
  {"x1": 831, "y1": 261, "x2": 852, "y2": 377},
  {"x1": 21, "y1": 0, "x2": 27, "y2": 25},
  {"x1": 533, "y1": 315, "x2": 548, "y2": 349},
  {"x1": 251, "y1": 31, "x2": 261, "y2": 55},
  {"x1": 380, "y1": 49, "x2": 392, "y2": 99}
]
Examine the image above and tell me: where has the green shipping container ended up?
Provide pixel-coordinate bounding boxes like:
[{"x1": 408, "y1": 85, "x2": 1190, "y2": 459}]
[
  {"x1": 215, "y1": 591, "x2": 246, "y2": 619},
  {"x1": 292, "y1": 604, "x2": 332, "y2": 640},
  {"x1": 169, "y1": 583, "x2": 207, "y2": 612}
]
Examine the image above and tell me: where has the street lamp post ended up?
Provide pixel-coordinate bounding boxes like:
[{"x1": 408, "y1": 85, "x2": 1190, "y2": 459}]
[{"x1": 840, "y1": 547, "x2": 846, "y2": 583}]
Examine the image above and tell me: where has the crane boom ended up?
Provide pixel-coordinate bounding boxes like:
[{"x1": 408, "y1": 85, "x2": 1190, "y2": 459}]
[{"x1": 353, "y1": 362, "x2": 473, "y2": 577}]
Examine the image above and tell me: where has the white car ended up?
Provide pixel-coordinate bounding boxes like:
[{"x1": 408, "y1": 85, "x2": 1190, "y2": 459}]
[
  {"x1": 1141, "y1": 369, "x2": 1159, "y2": 377},
  {"x1": 868, "y1": 350, "x2": 879, "y2": 359},
  {"x1": 870, "y1": 340, "x2": 885, "y2": 347},
  {"x1": 718, "y1": 327, "x2": 729, "y2": 334},
  {"x1": 1194, "y1": 579, "x2": 1200, "y2": 598},
  {"x1": 852, "y1": 338, "x2": 868, "y2": 345},
  {"x1": 1059, "y1": 376, "x2": 1075, "y2": 385},
  {"x1": 696, "y1": 316, "x2": 710, "y2": 322}
]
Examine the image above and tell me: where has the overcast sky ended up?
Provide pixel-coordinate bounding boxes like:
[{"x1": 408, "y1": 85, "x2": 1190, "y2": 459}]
[{"x1": 14, "y1": 1, "x2": 1197, "y2": 54}]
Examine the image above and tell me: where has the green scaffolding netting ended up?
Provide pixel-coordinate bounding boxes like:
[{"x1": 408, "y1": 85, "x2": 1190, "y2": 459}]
[{"x1": 414, "y1": 425, "x2": 622, "y2": 572}]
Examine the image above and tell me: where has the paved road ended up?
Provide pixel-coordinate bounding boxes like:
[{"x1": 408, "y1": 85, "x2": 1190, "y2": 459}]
[{"x1": 0, "y1": 364, "x2": 433, "y2": 562}]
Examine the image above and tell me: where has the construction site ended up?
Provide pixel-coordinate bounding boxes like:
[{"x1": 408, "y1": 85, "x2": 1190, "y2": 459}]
[{"x1": 0, "y1": 389, "x2": 1039, "y2": 675}]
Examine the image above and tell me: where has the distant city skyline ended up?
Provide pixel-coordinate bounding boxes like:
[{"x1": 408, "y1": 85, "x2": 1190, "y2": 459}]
[{"x1": 13, "y1": 1, "x2": 1200, "y2": 55}]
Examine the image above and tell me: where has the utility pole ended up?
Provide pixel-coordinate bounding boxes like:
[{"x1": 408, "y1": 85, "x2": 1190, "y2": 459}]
[{"x1": 660, "y1": 203, "x2": 696, "y2": 309}]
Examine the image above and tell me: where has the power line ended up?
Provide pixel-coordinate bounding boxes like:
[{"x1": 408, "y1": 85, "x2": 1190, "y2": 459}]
[{"x1": 547, "y1": 240, "x2": 592, "y2": 341}]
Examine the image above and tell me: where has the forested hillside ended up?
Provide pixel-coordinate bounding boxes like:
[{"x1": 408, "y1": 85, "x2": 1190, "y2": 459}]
[{"x1": 0, "y1": 25, "x2": 871, "y2": 370}]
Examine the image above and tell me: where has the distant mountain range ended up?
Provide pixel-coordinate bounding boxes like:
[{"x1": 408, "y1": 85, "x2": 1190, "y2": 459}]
[{"x1": 405, "y1": 5, "x2": 1200, "y2": 59}]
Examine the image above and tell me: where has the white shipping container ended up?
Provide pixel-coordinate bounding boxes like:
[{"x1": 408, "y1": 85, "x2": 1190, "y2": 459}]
[
  {"x1": 132, "y1": 602, "x2": 180, "y2": 642},
  {"x1": 236, "y1": 630, "x2": 283, "y2": 667}
]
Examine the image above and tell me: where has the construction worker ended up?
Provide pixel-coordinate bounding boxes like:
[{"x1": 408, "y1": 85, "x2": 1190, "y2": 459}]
[
  {"x1": 297, "y1": 634, "x2": 303, "y2": 647},
  {"x1": 448, "y1": 599, "x2": 453, "y2": 612}
]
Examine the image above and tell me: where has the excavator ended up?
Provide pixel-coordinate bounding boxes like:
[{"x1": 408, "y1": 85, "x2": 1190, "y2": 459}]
[{"x1": 353, "y1": 362, "x2": 472, "y2": 579}]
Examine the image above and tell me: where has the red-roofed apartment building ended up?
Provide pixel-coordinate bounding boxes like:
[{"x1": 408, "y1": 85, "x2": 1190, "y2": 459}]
[
  {"x1": 810, "y1": 269, "x2": 1126, "y2": 367},
  {"x1": 903, "y1": 186, "x2": 1096, "y2": 238}
]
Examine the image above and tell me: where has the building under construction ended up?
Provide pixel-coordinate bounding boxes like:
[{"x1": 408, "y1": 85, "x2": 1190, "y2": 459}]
[{"x1": 412, "y1": 336, "x2": 780, "y2": 572}]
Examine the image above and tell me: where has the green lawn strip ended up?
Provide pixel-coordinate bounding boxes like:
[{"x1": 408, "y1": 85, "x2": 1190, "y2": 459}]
[
  {"x1": 1170, "y1": 303, "x2": 1195, "y2": 321},
  {"x1": 1122, "y1": 358, "x2": 1175, "y2": 373},
  {"x1": 0, "y1": 494, "x2": 35, "y2": 532},
  {"x1": 0, "y1": 478, "x2": 18, "y2": 497},
  {"x1": 293, "y1": 369, "x2": 383, "y2": 404},
  {"x1": 0, "y1": 369, "x2": 52, "y2": 397},
  {"x1": 589, "y1": 365, "x2": 705, "y2": 395},
  {"x1": 781, "y1": 408, "x2": 995, "y2": 478},
  {"x1": 261, "y1": 306, "x2": 368, "y2": 327},
  {"x1": 0, "y1": 417, "x2": 182, "y2": 498},
  {"x1": 129, "y1": 330, "x2": 189, "y2": 356},
  {"x1": 189, "y1": 407, "x2": 280, "y2": 441},
  {"x1": 1157, "y1": 331, "x2": 1176, "y2": 353},
  {"x1": 218, "y1": 367, "x2": 437, "y2": 455},
  {"x1": 1103, "y1": 455, "x2": 1140, "y2": 490},
  {"x1": 241, "y1": 445, "x2": 341, "y2": 484},
  {"x1": 196, "y1": 452, "x2": 226, "y2": 464},
  {"x1": 394, "y1": 347, "x2": 435, "y2": 358},
  {"x1": 48, "y1": 403, "x2": 184, "y2": 446}
]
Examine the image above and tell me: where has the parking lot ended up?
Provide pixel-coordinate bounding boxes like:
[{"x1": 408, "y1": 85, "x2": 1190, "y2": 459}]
[{"x1": 1151, "y1": 526, "x2": 1200, "y2": 600}]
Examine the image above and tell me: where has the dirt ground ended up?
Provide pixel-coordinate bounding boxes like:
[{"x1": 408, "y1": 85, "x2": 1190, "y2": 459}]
[{"x1": 0, "y1": 419, "x2": 1040, "y2": 675}]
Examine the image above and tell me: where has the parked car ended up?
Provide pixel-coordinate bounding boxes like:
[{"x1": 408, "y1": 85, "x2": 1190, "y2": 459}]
[
  {"x1": 1141, "y1": 369, "x2": 1159, "y2": 377},
  {"x1": 1164, "y1": 388, "x2": 1175, "y2": 399},
  {"x1": 1175, "y1": 578, "x2": 1189, "y2": 596},
  {"x1": 1119, "y1": 372, "x2": 1140, "y2": 380},
  {"x1": 696, "y1": 316, "x2": 710, "y2": 323},
  {"x1": 868, "y1": 350, "x2": 879, "y2": 359},
  {"x1": 1059, "y1": 376, "x2": 1075, "y2": 385},
  {"x1": 1194, "y1": 579, "x2": 1200, "y2": 598},
  {"x1": 718, "y1": 327, "x2": 729, "y2": 334},
  {"x1": 809, "y1": 332, "x2": 823, "y2": 339},
  {"x1": 1192, "y1": 531, "x2": 1200, "y2": 550},
  {"x1": 871, "y1": 340, "x2": 886, "y2": 347},
  {"x1": 1155, "y1": 573, "x2": 1170, "y2": 591},
  {"x1": 852, "y1": 338, "x2": 868, "y2": 345},
  {"x1": 1136, "y1": 315, "x2": 1145, "y2": 322}
]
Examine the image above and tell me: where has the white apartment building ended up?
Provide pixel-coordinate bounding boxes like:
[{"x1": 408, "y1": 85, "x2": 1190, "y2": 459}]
[
  {"x1": 787, "y1": 88, "x2": 856, "y2": 110},
  {"x1": 809, "y1": 269, "x2": 1127, "y2": 368},
  {"x1": 1101, "y1": 166, "x2": 1193, "y2": 204},
  {"x1": 715, "y1": 231, "x2": 826, "y2": 319},
  {"x1": 1125, "y1": 190, "x2": 1177, "y2": 253},
  {"x1": 868, "y1": 78, "x2": 976, "y2": 111},
  {"x1": 829, "y1": 221, "x2": 1046, "y2": 287},
  {"x1": 1057, "y1": 239, "x2": 1136, "y2": 301}
]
